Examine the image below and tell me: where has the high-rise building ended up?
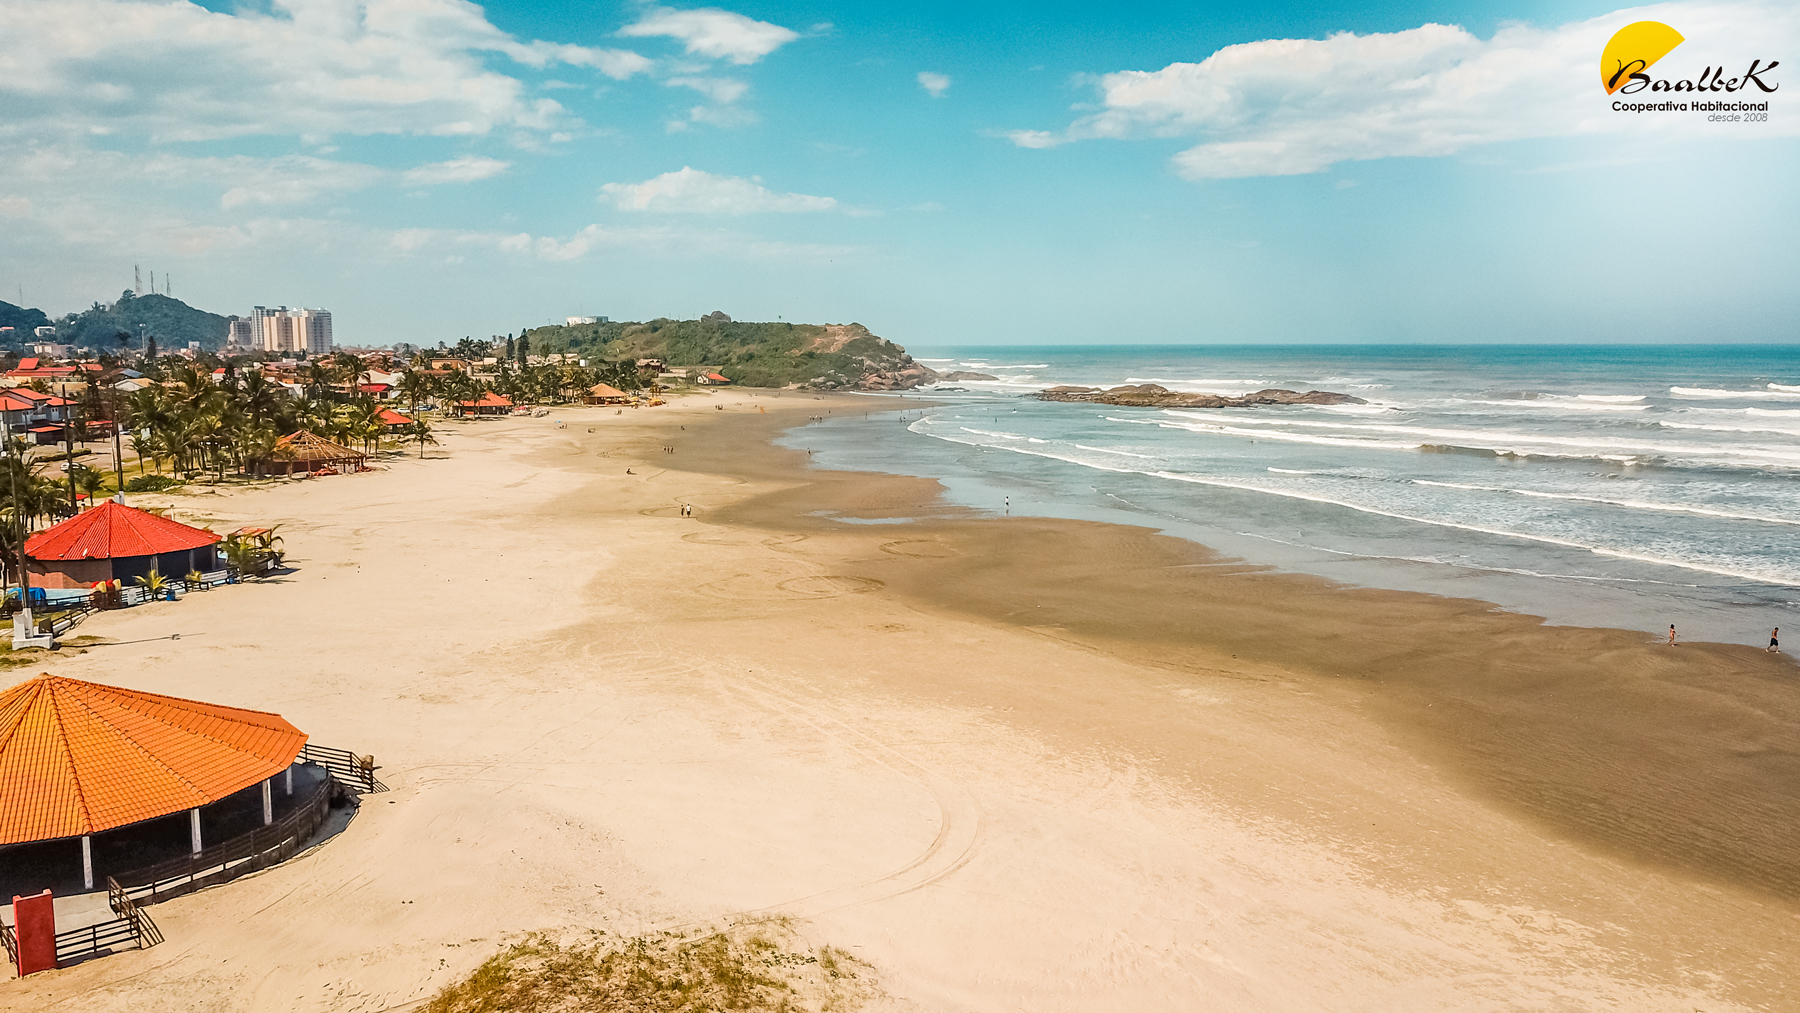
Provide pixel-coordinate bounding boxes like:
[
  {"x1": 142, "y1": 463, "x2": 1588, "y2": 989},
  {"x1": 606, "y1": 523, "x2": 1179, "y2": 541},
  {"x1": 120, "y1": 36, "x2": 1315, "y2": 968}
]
[
  {"x1": 249, "y1": 306, "x2": 333, "y2": 355},
  {"x1": 227, "y1": 319, "x2": 253, "y2": 349},
  {"x1": 298, "y1": 309, "x2": 332, "y2": 356}
]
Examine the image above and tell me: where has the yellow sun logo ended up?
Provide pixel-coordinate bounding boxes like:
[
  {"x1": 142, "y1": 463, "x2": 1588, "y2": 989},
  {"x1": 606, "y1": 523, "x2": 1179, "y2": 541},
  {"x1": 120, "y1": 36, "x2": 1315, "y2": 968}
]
[{"x1": 1601, "y1": 21, "x2": 1686, "y2": 94}]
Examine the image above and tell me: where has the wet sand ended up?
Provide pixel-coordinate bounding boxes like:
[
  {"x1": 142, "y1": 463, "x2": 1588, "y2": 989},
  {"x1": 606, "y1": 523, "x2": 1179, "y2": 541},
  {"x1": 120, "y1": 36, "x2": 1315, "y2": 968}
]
[{"x1": 3, "y1": 391, "x2": 1796, "y2": 1012}]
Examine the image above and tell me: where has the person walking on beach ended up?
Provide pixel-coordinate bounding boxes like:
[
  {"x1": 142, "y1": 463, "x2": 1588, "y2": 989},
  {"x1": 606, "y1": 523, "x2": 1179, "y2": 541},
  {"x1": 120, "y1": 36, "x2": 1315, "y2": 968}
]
[
  {"x1": 1770, "y1": 627, "x2": 1781, "y2": 653},
  {"x1": 1668, "y1": 624, "x2": 1677, "y2": 647}
]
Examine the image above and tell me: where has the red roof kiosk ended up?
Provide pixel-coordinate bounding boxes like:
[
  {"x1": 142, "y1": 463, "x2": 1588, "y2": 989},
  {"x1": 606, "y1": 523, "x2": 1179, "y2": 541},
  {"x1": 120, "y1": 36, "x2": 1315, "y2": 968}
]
[{"x1": 24, "y1": 502, "x2": 222, "y2": 589}]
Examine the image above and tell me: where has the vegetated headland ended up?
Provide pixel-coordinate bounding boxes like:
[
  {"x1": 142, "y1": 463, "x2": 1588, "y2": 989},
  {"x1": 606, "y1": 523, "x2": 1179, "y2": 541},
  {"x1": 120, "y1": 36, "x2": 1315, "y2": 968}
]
[{"x1": 520, "y1": 315, "x2": 936, "y2": 390}]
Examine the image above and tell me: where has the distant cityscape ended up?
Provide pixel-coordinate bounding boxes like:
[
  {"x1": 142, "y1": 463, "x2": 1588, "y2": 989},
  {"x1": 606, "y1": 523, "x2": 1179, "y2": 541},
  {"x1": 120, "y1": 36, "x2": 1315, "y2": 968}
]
[{"x1": 230, "y1": 307, "x2": 333, "y2": 356}]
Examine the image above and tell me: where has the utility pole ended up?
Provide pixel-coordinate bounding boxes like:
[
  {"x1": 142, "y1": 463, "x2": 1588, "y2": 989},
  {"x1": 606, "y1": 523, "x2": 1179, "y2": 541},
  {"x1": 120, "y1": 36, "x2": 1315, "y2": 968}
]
[
  {"x1": 63, "y1": 405, "x2": 77, "y2": 515},
  {"x1": 3, "y1": 409, "x2": 53, "y2": 650},
  {"x1": 109, "y1": 388, "x2": 124, "y2": 502}
]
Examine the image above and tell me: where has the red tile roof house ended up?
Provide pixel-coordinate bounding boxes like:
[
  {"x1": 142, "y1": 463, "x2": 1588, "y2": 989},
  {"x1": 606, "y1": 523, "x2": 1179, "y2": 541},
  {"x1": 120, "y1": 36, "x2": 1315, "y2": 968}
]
[
  {"x1": 24, "y1": 501, "x2": 222, "y2": 589},
  {"x1": 454, "y1": 391, "x2": 513, "y2": 416},
  {"x1": 0, "y1": 388, "x2": 72, "y2": 443},
  {"x1": 375, "y1": 407, "x2": 414, "y2": 433},
  {"x1": 6, "y1": 358, "x2": 79, "y2": 382}
]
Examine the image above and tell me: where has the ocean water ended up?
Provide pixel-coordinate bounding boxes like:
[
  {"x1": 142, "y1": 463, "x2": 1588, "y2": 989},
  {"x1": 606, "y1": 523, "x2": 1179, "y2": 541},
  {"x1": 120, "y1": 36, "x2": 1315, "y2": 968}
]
[{"x1": 778, "y1": 345, "x2": 1800, "y2": 645}]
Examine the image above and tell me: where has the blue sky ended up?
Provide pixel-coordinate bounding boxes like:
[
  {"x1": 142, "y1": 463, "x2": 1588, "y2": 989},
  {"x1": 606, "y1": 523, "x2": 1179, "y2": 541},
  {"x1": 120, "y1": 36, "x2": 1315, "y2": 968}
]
[{"x1": 0, "y1": 0, "x2": 1794, "y2": 346}]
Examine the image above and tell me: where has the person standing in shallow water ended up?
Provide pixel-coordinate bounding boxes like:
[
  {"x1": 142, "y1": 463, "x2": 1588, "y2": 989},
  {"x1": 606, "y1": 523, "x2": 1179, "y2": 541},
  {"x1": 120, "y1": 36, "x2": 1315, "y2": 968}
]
[
  {"x1": 1668, "y1": 625, "x2": 1678, "y2": 647},
  {"x1": 1770, "y1": 627, "x2": 1781, "y2": 653}
]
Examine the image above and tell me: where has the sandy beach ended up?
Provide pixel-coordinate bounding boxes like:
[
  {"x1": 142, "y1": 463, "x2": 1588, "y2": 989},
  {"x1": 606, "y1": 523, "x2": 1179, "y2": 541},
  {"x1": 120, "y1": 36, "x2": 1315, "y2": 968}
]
[{"x1": 3, "y1": 389, "x2": 1796, "y2": 1012}]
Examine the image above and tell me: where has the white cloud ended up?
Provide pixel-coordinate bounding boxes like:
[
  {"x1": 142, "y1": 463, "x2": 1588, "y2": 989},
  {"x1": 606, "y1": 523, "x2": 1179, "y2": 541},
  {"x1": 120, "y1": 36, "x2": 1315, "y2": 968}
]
[
  {"x1": 0, "y1": 196, "x2": 34, "y2": 218},
  {"x1": 402, "y1": 157, "x2": 512, "y2": 185},
  {"x1": 599, "y1": 167, "x2": 837, "y2": 214},
  {"x1": 1006, "y1": 130, "x2": 1064, "y2": 149},
  {"x1": 516, "y1": 41, "x2": 653, "y2": 79},
  {"x1": 0, "y1": 0, "x2": 651, "y2": 143},
  {"x1": 1, "y1": 143, "x2": 509, "y2": 232},
  {"x1": 619, "y1": 6, "x2": 799, "y2": 64},
  {"x1": 385, "y1": 221, "x2": 854, "y2": 261},
  {"x1": 1010, "y1": 0, "x2": 1799, "y2": 179},
  {"x1": 666, "y1": 77, "x2": 751, "y2": 104},
  {"x1": 917, "y1": 72, "x2": 951, "y2": 98}
]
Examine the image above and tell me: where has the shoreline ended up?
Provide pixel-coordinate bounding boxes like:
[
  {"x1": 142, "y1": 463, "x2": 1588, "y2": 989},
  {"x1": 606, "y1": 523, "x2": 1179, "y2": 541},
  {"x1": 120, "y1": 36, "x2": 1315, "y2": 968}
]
[
  {"x1": 666, "y1": 398, "x2": 1800, "y2": 900},
  {"x1": 6, "y1": 390, "x2": 1796, "y2": 1012}
]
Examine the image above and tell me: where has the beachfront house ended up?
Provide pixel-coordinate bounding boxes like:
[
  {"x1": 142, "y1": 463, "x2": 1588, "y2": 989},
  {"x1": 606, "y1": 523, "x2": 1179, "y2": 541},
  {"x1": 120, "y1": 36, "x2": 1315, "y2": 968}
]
[
  {"x1": 24, "y1": 501, "x2": 222, "y2": 589},
  {"x1": 455, "y1": 391, "x2": 514, "y2": 416},
  {"x1": 375, "y1": 407, "x2": 414, "y2": 433},
  {"x1": 695, "y1": 372, "x2": 732, "y2": 386},
  {"x1": 0, "y1": 388, "x2": 71, "y2": 440}
]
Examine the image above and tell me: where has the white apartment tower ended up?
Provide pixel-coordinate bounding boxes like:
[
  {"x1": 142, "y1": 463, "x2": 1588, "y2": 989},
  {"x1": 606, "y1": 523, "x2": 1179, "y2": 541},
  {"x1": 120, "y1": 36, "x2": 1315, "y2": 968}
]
[{"x1": 249, "y1": 306, "x2": 333, "y2": 355}]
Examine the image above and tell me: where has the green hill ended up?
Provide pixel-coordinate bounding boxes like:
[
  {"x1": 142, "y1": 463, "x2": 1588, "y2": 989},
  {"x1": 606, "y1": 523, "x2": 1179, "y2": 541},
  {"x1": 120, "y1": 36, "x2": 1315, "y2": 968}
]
[
  {"x1": 0, "y1": 300, "x2": 51, "y2": 340},
  {"x1": 522, "y1": 316, "x2": 936, "y2": 390},
  {"x1": 52, "y1": 292, "x2": 232, "y2": 352}
]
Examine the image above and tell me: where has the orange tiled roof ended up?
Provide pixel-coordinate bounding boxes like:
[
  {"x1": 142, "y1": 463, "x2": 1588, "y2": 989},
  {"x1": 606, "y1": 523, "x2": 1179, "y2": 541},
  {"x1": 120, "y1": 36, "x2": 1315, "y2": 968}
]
[
  {"x1": 25, "y1": 500, "x2": 220, "y2": 561},
  {"x1": 0, "y1": 673, "x2": 307, "y2": 844},
  {"x1": 456, "y1": 391, "x2": 512, "y2": 408}
]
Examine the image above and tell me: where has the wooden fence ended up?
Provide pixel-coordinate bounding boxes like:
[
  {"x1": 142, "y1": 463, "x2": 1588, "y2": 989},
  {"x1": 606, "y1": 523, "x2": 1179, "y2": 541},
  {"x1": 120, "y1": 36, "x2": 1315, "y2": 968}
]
[
  {"x1": 12, "y1": 567, "x2": 254, "y2": 637},
  {"x1": 111, "y1": 768, "x2": 336, "y2": 907},
  {"x1": 298, "y1": 744, "x2": 387, "y2": 794},
  {"x1": 50, "y1": 879, "x2": 164, "y2": 968}
]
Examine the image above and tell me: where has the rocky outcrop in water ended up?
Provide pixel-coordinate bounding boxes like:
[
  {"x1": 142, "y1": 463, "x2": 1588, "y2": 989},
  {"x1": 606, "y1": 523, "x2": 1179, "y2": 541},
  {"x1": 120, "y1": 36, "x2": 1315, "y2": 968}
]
[{"x1": 1036, "y1": 384, "x2": 1368, "y2": 408}]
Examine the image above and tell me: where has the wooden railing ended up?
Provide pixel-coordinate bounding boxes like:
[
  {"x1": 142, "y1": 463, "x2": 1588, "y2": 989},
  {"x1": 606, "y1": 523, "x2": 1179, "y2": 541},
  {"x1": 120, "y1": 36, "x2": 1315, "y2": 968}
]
[
  {"x1": 108, "y1": 877, "x2": 163, "y2": 948},
  {"x1": 14, "y1": 568, "x2": 242, "y2": 637},
  {"x1": 299, "y1": 744, "x2": 386, "y2": 793},
  {"x1": 111, "y1": 769, "x2": 335, "y2": 907},
  {"x1": 0, "y1": 886, "x2": 160, "y2": 977},
  {"x1": 52, "y1": 916, "x2": 139, "y2": 966}
]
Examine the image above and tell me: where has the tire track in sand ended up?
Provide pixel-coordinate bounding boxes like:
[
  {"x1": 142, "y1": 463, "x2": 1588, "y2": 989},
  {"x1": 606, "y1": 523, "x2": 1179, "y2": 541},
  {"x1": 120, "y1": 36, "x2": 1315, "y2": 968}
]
[{"x1": 718, "y1": 673, "x2": 982, "y2": 919}]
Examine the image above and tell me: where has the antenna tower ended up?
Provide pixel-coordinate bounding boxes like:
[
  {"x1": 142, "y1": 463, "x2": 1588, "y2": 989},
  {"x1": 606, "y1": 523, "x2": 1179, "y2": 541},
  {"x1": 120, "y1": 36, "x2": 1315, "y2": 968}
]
[{"x1": 135, "y1": 265, "x2": 142, "y2": 296}]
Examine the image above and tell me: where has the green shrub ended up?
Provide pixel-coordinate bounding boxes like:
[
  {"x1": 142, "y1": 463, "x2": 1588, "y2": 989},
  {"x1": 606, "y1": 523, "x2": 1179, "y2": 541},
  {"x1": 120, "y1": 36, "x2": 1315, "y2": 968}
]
[{"x1": 124, "y1": 474, "x2": 182, "y2": 492}]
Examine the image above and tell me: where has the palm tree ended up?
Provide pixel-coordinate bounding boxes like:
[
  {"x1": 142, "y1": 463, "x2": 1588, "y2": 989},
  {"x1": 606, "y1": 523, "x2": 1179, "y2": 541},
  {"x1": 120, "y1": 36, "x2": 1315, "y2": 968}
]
[
  {"x1": 253, "y1": 526, "x2": 285, "y2": 567},
  {"x1": 337, "y1": 352, "x2": 371, "y2": 397},
  {"x1": 406, "y1": 418, "x2": 437, "y2": 459},
  {"x1": 236, "y1": 371, "x2": 284, "y2": 428},
  {"x1": 219, "y1": 534, "x2": 259, "y2": 578},
  {"x1": 398, "y1": 368, "x2": 434, "y2": 420},
  {"x1": 300, "y1": 360, "x2": 335, "y2": 400},
  {"x1": 70, "y1": 464, "x2": 106, "y2": 506},
  {"x1": 135, "y1": 569, "x2": 172, "y2": 601},
  {"x1": 234, "y1": 419, "x2": 278, "y2": 477}
]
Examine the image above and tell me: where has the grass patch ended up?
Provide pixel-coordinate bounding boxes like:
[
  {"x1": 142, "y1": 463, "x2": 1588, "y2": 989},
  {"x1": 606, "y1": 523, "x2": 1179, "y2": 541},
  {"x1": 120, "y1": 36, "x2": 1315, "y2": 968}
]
[{"x1": 423, "y1": 918, "x2": 882, "y2": 1013}]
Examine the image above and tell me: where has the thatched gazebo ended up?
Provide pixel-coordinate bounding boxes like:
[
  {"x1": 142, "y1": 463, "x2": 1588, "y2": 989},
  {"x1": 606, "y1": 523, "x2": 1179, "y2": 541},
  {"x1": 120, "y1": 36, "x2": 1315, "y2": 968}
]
[{"x1": 255, "y1": 429, "x2": 367, "y2": 476}]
